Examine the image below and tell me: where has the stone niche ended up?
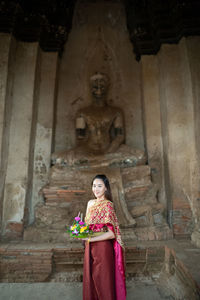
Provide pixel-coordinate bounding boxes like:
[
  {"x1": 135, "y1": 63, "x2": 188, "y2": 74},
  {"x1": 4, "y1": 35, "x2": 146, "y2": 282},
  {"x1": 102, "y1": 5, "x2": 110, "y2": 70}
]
[{"x1": 23, "y1": 0, "x2": 173, "y2": 243}]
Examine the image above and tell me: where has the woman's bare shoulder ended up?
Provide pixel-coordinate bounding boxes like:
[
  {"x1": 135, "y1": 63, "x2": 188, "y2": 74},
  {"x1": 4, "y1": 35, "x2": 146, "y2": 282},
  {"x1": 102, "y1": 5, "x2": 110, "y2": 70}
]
[{"x1": 87, "y1": 199, "x2": 96, "y2": 206}]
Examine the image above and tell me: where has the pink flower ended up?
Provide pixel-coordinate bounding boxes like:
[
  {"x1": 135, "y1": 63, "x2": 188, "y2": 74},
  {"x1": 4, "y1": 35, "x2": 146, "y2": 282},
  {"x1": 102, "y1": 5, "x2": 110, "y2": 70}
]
[
  {"x1": 79, "y1": 221, "x2": 85, "y2": 225},
  {"x1": 75, "y1": 216, "x2": 81, "y2": 221}
]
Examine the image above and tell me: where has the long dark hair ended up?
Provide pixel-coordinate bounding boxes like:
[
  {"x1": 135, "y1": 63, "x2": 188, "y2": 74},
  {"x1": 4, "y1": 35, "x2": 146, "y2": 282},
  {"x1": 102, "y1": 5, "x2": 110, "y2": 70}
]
[{"x1": 91, "y1": 174, "x2": 113, "y2": 202}]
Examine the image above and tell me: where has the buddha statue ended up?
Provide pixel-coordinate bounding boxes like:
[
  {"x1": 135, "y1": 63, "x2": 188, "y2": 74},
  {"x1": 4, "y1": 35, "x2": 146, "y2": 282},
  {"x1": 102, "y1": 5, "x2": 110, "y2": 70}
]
[{"x1": 52, "y1": 72, "x2": 146, "y2": 168}]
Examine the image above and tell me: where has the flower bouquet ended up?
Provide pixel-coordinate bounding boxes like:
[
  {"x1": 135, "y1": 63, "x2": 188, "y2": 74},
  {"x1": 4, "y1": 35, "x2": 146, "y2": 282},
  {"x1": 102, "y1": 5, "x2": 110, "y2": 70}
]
[{"x1": 68, "y1": 212, "x2": 92, "y2": 238}]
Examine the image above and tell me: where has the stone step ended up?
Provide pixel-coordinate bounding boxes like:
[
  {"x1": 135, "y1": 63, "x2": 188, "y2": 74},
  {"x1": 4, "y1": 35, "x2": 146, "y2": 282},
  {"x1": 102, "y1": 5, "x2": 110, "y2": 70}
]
[
  {"x1": 52, "y1": 248, "x2": 84, "y2": 277},
  {"x1": 24, "y1": 227, "x2": 70, "y2": 243},
  {"x1": 0, "y1": 247, "x2": 52, "y2": 282},
  {"x1": 24, "y1": 223, "x2": 172, "y2": 243},
  {"x1": 0, "y1": 242, "x2": 166, "y2": 282},
  {"x1": 134, "y1": 225, "x2": 173, "y2": 241},
  {"x1": 120, "y1": 225, "x2": 172, "y2": 241}
]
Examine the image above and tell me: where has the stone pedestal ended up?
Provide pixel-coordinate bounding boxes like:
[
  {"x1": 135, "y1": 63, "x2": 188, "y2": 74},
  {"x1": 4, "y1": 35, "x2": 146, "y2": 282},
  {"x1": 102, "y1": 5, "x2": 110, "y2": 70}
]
[{"x1": 24, "y1": 164, "x2": 172, "y2": 243}]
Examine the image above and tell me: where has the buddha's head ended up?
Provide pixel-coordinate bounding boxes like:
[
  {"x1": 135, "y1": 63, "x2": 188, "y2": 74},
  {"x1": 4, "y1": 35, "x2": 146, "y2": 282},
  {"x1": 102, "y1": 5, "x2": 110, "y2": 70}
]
[{"x1": 90, "y1": 72, "x2": 109, "y2": 100}]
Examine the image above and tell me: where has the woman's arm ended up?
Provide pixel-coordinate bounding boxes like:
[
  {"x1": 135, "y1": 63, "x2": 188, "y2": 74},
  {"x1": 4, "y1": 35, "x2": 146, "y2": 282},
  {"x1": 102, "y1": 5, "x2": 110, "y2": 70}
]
[
  {"x1": 83, "y1": 227, "x2": 115, "y2": 243},
  {"x1": 85, "y1": 199, "x2": 94, "y2": 216}
]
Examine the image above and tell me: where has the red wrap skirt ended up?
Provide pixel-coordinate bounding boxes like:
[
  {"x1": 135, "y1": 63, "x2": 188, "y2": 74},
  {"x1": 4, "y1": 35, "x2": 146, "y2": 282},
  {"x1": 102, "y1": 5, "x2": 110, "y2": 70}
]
[{"x1": 83, "y1": 240, "x2": 116, "y2": 300}]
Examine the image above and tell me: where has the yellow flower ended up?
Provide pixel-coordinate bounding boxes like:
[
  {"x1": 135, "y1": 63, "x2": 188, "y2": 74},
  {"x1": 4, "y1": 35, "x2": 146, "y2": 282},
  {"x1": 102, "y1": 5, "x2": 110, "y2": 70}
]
[
  {"x1": 71, "y1": 225, "x2": 76, "y2": 230},
  {"x1": 80, "y1": 226, "x2": 87, "y2": 233}
]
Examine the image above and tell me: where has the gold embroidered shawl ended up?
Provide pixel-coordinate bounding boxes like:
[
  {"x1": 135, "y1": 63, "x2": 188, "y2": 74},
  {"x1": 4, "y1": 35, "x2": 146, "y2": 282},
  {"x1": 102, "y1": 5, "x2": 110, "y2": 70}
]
[{"x1": 85, "y1": 199, "x2": 124, "y2": 247}]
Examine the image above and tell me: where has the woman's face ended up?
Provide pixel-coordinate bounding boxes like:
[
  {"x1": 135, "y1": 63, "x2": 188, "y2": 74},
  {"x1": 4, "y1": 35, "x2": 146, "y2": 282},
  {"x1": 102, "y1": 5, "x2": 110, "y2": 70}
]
[{"x1": 92, "y1": 178, "x2": 107, "y2": 200}]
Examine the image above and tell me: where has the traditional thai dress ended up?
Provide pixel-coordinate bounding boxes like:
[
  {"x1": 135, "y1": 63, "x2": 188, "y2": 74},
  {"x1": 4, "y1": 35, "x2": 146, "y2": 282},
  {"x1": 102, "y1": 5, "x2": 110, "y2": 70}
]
[{"x1": 83, "y1": 199, "x2": 126, "y2": 300}]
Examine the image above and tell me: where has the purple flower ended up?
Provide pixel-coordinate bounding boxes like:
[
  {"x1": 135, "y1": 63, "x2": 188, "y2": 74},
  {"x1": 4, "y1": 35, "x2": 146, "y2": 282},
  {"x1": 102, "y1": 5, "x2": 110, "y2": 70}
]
[
  {"x1": 75, "y1": 216, "x2": 81, "y2": 221},
  {"x1": 79, "y1": 221, "x2": 85, "y2": 225}
]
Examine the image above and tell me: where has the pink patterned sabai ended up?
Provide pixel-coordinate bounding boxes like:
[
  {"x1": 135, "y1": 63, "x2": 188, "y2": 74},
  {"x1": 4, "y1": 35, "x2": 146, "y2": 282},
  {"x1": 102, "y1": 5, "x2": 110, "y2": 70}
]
[{"x1": 85, "y1": 199, "x2": 126, "y2": 300}]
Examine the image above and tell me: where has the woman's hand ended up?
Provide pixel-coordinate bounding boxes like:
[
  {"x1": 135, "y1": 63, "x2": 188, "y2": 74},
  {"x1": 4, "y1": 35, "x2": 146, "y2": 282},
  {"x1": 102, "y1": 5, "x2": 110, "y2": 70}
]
[{"x1": 80, "y1": 228, "x2": 115, "y2": 243}]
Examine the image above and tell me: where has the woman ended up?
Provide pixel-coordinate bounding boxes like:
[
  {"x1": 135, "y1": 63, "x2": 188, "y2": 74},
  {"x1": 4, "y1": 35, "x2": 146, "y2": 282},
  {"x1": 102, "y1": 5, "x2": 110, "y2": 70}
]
[{"x1": 82, "y1": 174, "x2": 126, "y2": 300}]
